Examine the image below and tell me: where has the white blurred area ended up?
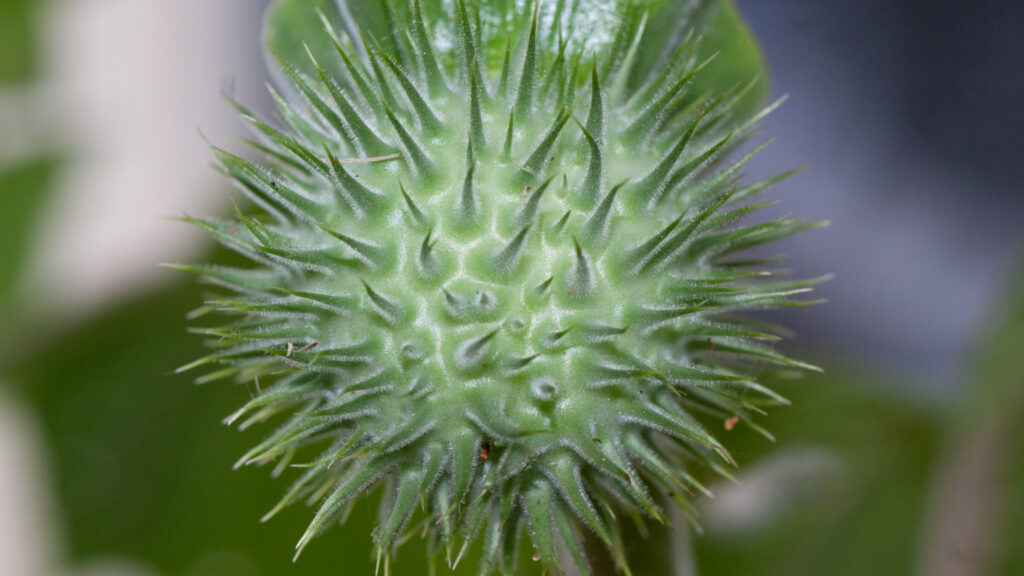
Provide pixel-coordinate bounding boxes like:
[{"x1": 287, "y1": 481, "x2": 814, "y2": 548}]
[
  {"x1": 1, "y1": 1, "x2": 269, "y2": 574},
  {"x1": 0, "y1": 392, "x2": 53, "y2": 576},
  {"x1": 17, "y1": 0, "x2": 269, "y2": 323}
]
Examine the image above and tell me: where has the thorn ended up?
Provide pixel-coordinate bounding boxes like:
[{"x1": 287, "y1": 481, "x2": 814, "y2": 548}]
[
  {"x1": 551, "y1": 325, "x2": 574, "y2": 343},
  {"x1": 324, "y1": 145, "x2": 383, "y2": 218},
  {"x1": 469, "y1": 67, "x2": 487, "y2": 152},
  {"x1": 399, "y1": 180, "x2": 428, "y2": 227},
  {"x1": 635, "y1": 114, "x2": 701, "y2": 207},
  {"x1": 514, "y1": 5, "x2": 539, "y2": 115},
  {"x1": 411, "y1": 0, "x2": 447, "y2": 97},
  {"x1": 418, "y1": 226, "x2": 439, "y2": 275},
  {"x1": 636, "y1": 191, "x2": 733, "y2": 273},
  {"x1": 318, "y1": 223, "x2": 387, "y2": 268},
  {"x1": 376, "y1": 45, "x2": 444, "y2": 134},
  {"x1": 624, "y1": 51, "x2": 719, "y2": 143},
  {"x1": 515, "y1": 175, "x2": 555, "y2": 227},
  {"x1": 362, "y1": 280, "x2": 401, "y2": 324},
  {"x1": 535, "y1": 276, "x2": 554, "y2": 297},
  {"x1": 520, "y1": 107, "x2": 573, "y2": 181},
  {"x1": 330, "y1": 35, "x2": 386, "y2": 120},
  {"x1": 311, "y1": 52, "x2": 393, "y2": 156},
  {"x1": 498, "y1": 38, "x2": 513, "y2": 98},
  {"x1": 575, "y1": 117, "x2": 603, "y2": 206},
  {"x1": 457, "y1": 147, "x2": 479, "y2": 222},
  {"x1": 502, "y1": 109, "x2": 515, "y2": 161},
  {"x1": 627, "y1": 211, "x2": 686, "y2": 265},
  {"x1": 492, "y1": 225, "x2": 532, "y2": 274},
  {"x1": 455, "y1": 0, "x2": 487, "y2": 102},
  {"x1": 275, "y1": 53, "x2": 348, "y2": 139},
  {"x1": 383, "y1": 103, "x2": 436, "y2": 179},
  {"x1": 586, "y1": 61, "x2": 604, "y2": 139},
  {"x1": 456, "y1": 329, "x2": 500, "y2": 370},
  {"x1": 552, "y1": 210, "x2": 572, "y2": 235},
  {"x1": 443, "y1": 288, "x2": 462, "y2": 309},
  {"x1": 360, "y1": 33, "x2": 402, "y2": 112},
  {"x1": 541, "y1": 35, "x2": 572, "y2": 102},
  {"x1": 571, "y1": 236, "x2": 592, "y2": 295},
  {"x1": 508, "y1": 354, "x2": 540, "y2": 371},
  {"x1": 583, "y1": 179, "x2": 627, "y2": 240},
  {"x1": 662, "y1": 130, "x2": 735, "y2": 199}
]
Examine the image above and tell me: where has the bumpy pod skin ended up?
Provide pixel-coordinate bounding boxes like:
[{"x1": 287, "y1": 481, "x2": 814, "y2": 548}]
[{"x1": 178, "y1": 1, "x2": 825, "y2": 574}]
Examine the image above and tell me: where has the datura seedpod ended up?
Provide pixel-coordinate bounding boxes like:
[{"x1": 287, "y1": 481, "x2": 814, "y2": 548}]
[{"x1": 177, "y1": 0, "x2": 826, "y2": 574}]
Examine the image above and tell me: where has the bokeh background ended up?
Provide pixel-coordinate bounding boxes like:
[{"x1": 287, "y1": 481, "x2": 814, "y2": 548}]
[{"x1": 1, "y1": 1, "x2": 1021, "y2": 575}]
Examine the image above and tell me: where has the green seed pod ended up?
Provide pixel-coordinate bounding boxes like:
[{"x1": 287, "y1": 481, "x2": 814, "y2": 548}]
[{"x1": 179, "y1": 1, "x2": 827, "y2": 574}]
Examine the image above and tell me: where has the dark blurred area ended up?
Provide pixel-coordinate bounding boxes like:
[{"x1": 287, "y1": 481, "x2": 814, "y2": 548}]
[
  {"x1": 735, "y1": 0, "x2": 1024, "y2": 392},
  {"x1": 1, "y1": 1, "x2": 1021, "y2": 575}
]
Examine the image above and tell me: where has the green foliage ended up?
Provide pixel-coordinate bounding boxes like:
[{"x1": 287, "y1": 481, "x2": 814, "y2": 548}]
[
  {"x1": 969, "y1": 257, "x2": 1024, "y2": 576},
  {"x1": 692, "y1": 2, "x2": 769, "y2": 119},
  {"x1": 0, "y1": 159, "x2": 57, "y2": 334},
  {"x1": 8, "y1": 273, "x2": 529, "y2": 576},
  {"x1": 9, "y1": 281, "x2": 398, "y2": 575},
  {"x1": 0, "y1": 0, "x2": 38, "y2": 83},
  {"x1": 695, "y1": 368, "x2": 943, "y2": 576},
  {"x1": 181, "y1": 1, "x2": 821, "y2": 573},
  {"x1": 0, "y1": 0, "x2": 55, "y2": 340},
  {"x1": 265, "y1": 0, "x2": 768, "y2": 116},
  {"x1": 11, "y1": 292, "x2": 953, "y2": 576},
  {"x1": 998, "y1": 389, "x2": 1024, "y2": 576}
]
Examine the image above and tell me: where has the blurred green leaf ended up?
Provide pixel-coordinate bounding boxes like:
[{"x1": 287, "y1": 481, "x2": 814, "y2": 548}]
[
  {"x1": 970, "y1": 256, "x2": 1024, "y2": 576},
  {"x1": 972, "y1": 256, "x2": 1024, "y2": 421},
  {"x1": 693, "y1": 367, "x2": 943, "y2": 576},
  {"x1": 8, "y1": 277, "x2": 538, "y2": 575},
  {"x1": 264, "y1": 0, "x2": 346, "y2": 81},
  {"x1": 11, "y1": 280, "x2": 371, "y2": 573},
  {"x1": 0, "y1": 158, "x2": 57, "y2": 327},
  {"x1": 691, "y1": 1, "x2": 770, "y2": 119},
  {"x1": 264, "y1": 0, "x2": 767, "y2": 115},
  {"x1": 999, "y1": 398, "x2": 1024, "y2": 576},
  {"x1": 0, "y1": 0, "x2": 53, "y2": 327},
  {"x1": 0, "y1": 0, "x2": 38, "y2": 83}
]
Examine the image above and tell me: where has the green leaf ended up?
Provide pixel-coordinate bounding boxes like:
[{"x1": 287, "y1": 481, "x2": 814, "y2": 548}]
[
  {"x1": 264, "y1": 0, "x2": 346, "y2": 80},
  {"x1": 962, "y1": 253, "x2": 1024, "y2": 576},
  {"x1": 0, "y1": 158, "x2": 57, "y2": 333},
  {"x1": 0, "y1": 0, "x2": 39, "y2": 83},
  {"x1": 5, "y1": 276, "x2": 541, "y2": 575},
  {"x1": 689, "y1": 1, "x2": 770, "y2": 119},
  {"x1": 687, "y1": 368, "x2": 944, "y2": 576},
  {"x1": 264, "y1": 0, "x2": 767, "y2": 113}
]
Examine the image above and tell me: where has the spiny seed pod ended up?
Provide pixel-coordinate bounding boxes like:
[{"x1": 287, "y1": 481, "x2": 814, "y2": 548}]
[{"x1": 177, "y1": 1, "x2": 826, "y2": 574}]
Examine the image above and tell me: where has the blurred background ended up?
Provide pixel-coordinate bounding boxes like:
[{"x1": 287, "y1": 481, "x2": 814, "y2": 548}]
[{"x1": 1, "y1": 1, "x2": 1021, "y2": 575}]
